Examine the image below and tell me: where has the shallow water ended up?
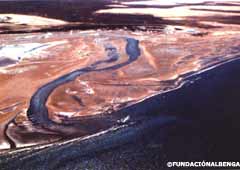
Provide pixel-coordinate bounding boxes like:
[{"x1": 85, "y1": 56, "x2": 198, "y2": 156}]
[
  {"x1": 0, "y1": 28, "x2": 240, "y2": 150},
  {"x1": 0, "y1": 1, "x2": 240, "y2": 169}
]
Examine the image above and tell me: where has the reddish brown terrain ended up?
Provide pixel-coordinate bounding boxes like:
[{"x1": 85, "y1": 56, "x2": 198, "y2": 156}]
[{"x1": 0, "y1": 1, "x2": 240, "y2": 169}]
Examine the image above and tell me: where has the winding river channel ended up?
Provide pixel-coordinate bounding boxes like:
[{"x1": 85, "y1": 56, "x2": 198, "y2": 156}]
[
  {"x1": 0, "y1": 22, "x2": 240, "y2": 169},
  {"x1": 27, "y1": 38, "x2": 140, "y2": 136}
]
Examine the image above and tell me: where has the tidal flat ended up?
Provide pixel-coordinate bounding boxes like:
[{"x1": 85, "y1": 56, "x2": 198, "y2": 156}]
[{"x1": 0, "y1": 0, "x2": 240, "y2": 169}]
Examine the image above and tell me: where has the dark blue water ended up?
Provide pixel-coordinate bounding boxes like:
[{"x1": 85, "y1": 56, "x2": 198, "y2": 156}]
[{"x1": 1, "y1": 53, "x2": 240, "y2": 170}]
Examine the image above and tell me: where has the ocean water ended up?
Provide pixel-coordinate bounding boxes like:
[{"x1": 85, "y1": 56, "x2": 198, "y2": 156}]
[{"x1": 0, "y1": 1, "x2": 240, "y2": 169}]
